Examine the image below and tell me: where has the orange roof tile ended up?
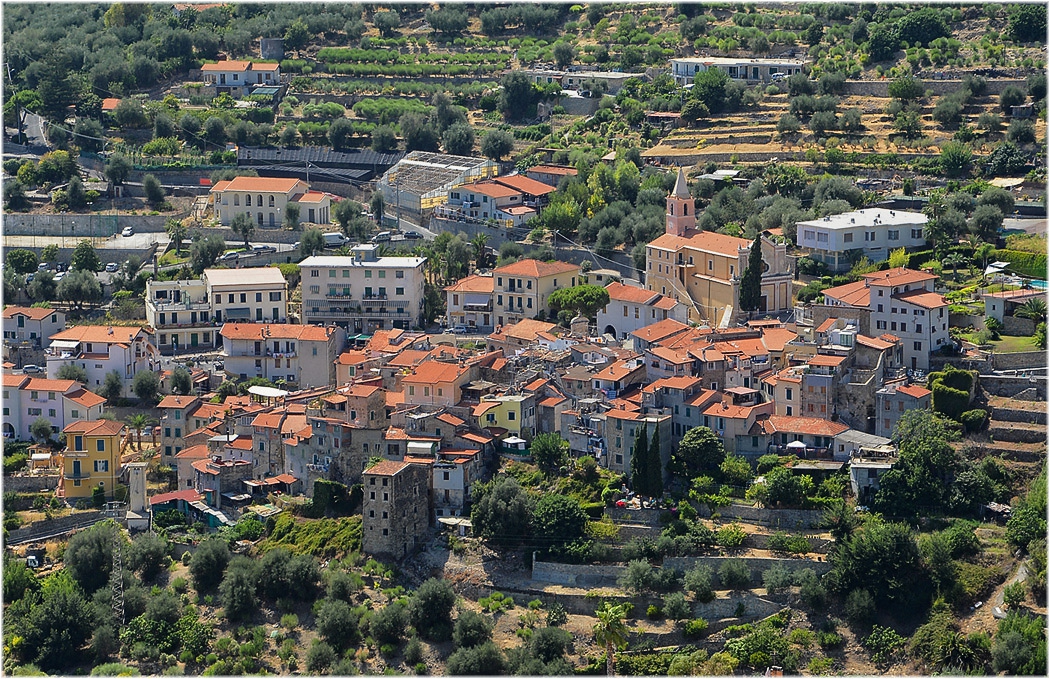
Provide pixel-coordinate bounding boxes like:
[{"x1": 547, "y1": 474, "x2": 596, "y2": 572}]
[
  {"x1": 631, "y1": 318, "x2": 690, "y2": 343},
  {"x1": 101, "y1": 97, "x2": 121, "y2": 112},
  {"x1": 226, "y1": 438, "x2": 253, "y2": 450},
  {"x1": 527, "y1": 164, "x2": 578, "y2": 176},
  {"x1": 605, "y1": 281, "x2": 659, "y2": 305},
  {"x1": 157, "y1": 395, "x2": 199, "y2": 409},
  {"x1": 649, "y1": 230, "x2": 750, "y2": 258},
  {"x1": 445, "y1": 274, "x2": 495, "y2": 294},
  {"x1": 702, "y1": 401, "x2": 767, "y2": 419},
  {"x1": 365, "y1": 460, "x2": 411, "y2": 476},
  {"x1": 502, "y1": 318, "x2": 558, "y2": 342},
  {"x1": 820, "y1": 280, "x2": 871, "y2": 308},
  {"x1": 493, "y1": 258, "x2": 579, "y2": 278},
  {"x1": 862, "y1": 267, "x2": 938, "y2": 287},
  {"x1": 3, "y1": 374, "x2": 28, "y2": 388},
  {"x1": 652, "y1": 296, "x2": 679, "y2": 311},
  {"x1": 879, "y1": 333, "x2": 900, "y2": 343},
  {"x1": 402, "y1": 361, "x2": 469, "y2": 384},
  {"x1": 342, "y1": 384, "x2": 381, "y2": 398},
  {"x1": 807, "y1": 354, "x2": 847, "y2": 367},
  {"x1": 644, "y1": 376, "x2": 702, "y2": 392},
  {"x1": 66, "y1": 388, "x2": 106, "y2": 409},
  {"x1": 761, "y1": 415, "x2": 849, "y2": 437},
  {"x1": 220, "y1": 323, "x2": 332, "y2": 342},
  {"x1": 594, "y1": 360, "x2": 643, "y2": 382},
  {"x1": 760, "y1": 327, "x2": 798, "y2": 352},
  {"x1": 896, "y1": 384, "x2": 932, "y2": 399},
  {"x1": 385, "y1": 392, "x2": 405, "y2": 407},
  {"x1": 213, "y1": 176, "x2": 303, "y2": 193},
  {"x1": 252, "y1": 412, "x2": 284, "y2": 429},
  {"x1": 201, "y1": 60, "x2": 250, "y2": 72},
  {"x1": 539, "y1": 396, "x2": 567, "y2": 407},
  {"x1": 63, "y1": 420, "x2": 125, "y2": 436},
  {"x1": 524, "y1": 378, "x2": 549, "y2": 392},
  {"x1": 3, "y1": 306, "x2": 58, "y2": 321},
  {"x1": 336, "y1": 350, "x2": 370, "y2": 366},
  {"x1": 472, "y1": 401, "x2": 500, "y2": 416},
  {"x1": 856, "y1": 334, "x2": 894, "y2": 350},
  {"x1": 50, "y1": 325, "x2": 149, "y2": 344},
  {"x1": 460, "y1": 180, "x2": 521, "y2": 199},
  {"x1": 648, "y1": 345, "x2": 692, "y2": 364},
  {"x1": 492, "y1": 174, "x2": 557, "y2": 196},
  {"x1": 815, "y1": 318, "x2": 838, "y2": 333},
  {"x1": 893, "y1": 290, "x2": 948, "y2": 309},
  {"x1": 437, "y1": 412, "x2": 465, "y2": 426},
  {"x1": 252, "y1": 62, "x2": 280, "y2": 71},
  {"x1": 458, "y1": 431, "x2": 492, "y2": 444},
  {"x1": 22, "y1": 378, "x2": 77, "y2": 392},
  {"x1": 297, "y1": 190, "x2": 329, "y2": 203}
]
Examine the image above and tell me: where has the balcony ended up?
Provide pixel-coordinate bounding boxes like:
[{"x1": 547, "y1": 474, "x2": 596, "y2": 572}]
[
  {"x1": 463, "y1": 302, "x2": 492, "y2": 311},
  {"x1": 63, "y1": 471, "x2": 91, "y2": 480},
  {"x1": 767, "y1": 443, "x2": 831, "y2": 459},
  {"x1": 326, "y1": 290, "x2": 354, "y2": 299},
  {"x1": 363, "y1": 294, "x2": 388, "y2": 301},
  {"x1": 151, "y1": 300, "x2": 211, "y2": 312},
  {"x1": 155, "y1": 319, "x2": 219, "y2": 330}
]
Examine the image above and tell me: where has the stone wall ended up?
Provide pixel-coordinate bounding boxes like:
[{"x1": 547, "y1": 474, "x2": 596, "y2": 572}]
[
  {"x1": 1002, "y1": 316, "x2": 1036, "y2": 337},
  {"x1": 841, "y1": 79, "x2": 1028, "y2": 97},
  {"x1": 3, "y1": 475, "x2": 60, "y2": 492},
  {"x1": 605, "y1": 507, "x2": 664, "y2": 526},
  {"x1": 4, "y1": 213, "x2": 170, "y2": 236},
  {"x1": 664, "y1": 556, "x2": 833, "y2": 585},
  {"x1": 696, "y1": 504, "x2": 826, "y2": 530},
  {"x1": 6, "y1": 510, "x2": 105, "y2": 545},
  {"x1": 805, "y1": 304, "x2": 871, "y2": 336},
  {"x1": 950, "y1": 313, "x2": 984, "y2": 330},
  {"x1": 992, "y1": 351, "x2": 1047, "y2": 370},
  {"x1": 980, "y1": 375, "x2": 1047, "y2": 399}
]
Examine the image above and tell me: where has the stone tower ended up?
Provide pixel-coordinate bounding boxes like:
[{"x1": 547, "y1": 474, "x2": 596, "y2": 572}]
[{"x1": 665, "y1": 167, "x2": 696, "y2": 237}]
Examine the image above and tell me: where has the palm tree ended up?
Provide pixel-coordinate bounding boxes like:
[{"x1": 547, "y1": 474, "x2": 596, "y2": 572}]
[
  {"x1": 165, "y1": 218, "x2": 188, "y2": 256},
  {"x1": 1015, "y1": 297, "x2": 1047, "y2": 323},
  {"x1": 126, "y1": 413, "x2": 150, "y2": 450},
  {"x1": 471, "y1": 233, "x2": 489, "y2": 269},
  {"x1": 944, "y1": 252, "x2": 967, "y2": 281},
  {"x1": 593, "y1": 602, "x2": 630, "y2": 676}
]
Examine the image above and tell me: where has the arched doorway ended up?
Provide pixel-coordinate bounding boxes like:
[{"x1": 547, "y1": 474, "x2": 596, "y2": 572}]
[{"x1": 604, "y1": 325, "x2": 616, "y2": 336}]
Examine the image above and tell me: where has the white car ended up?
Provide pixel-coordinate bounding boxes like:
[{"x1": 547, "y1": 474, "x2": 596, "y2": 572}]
[
  {"x1": 219, "y1": 251, "x2": 240, "y2": 262},
  {"x1": 105, "y1": 262, "x2": 119, "y2": 273},
  {"x1": 121, "y1": 226, "x2": 134, "y2": 237}
]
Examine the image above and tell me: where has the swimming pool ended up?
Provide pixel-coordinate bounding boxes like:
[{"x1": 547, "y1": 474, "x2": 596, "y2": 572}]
[{"x1": 1030, "y1": 279, "x2": 1047, "y2": 290}]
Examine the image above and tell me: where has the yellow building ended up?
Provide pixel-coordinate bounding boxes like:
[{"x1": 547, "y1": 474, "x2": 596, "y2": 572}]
[
  {"x1": 472, "y1": 394, "x2": 535, "y2": 438},
  {"x1": 645, "y1": 169, "x2": 793, "y2": 326},
  {"x1": 491, "y1": 259, "x2": 581, "y2": 327},
  {"x1": 61, "y1": 420, "x2": 127, "y2": 500}
]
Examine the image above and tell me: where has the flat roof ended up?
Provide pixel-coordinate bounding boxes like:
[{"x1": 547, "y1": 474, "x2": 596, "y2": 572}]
[
  {"x1": 299, "y1": 255, "x2": 425, "y2": 268},
  {"x1": 672, "y1": 56, "x2": 805, "y2": 66},
  {"x1": 797, "y1": 208, "x2": 927, "y2": 231},
  {"x1": 205, "y1": 267, "x2": 287, "y2": 286}
]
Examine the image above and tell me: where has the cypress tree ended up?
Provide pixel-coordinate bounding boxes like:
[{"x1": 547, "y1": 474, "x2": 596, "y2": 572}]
[
  {"x1": 739, "y1": 233, "x2": 763, "y2": 316},
  {"x1": 648, "y1": 424, "x2": 663, "y2": 498},
  {"x1": 631, "y1": 423, "x2": 650, "y2": 496}
]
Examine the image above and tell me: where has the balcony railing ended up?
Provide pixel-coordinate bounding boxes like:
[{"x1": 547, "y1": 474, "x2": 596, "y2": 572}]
[
  {"x1": 463, "y1": 302, "x2": 492, "y2": 311},
  {"x1": 766, "y1": 443, "x2": 831, "y2": 458},
  {"x1": 363, "y1": 294, "x2": 388, "y2": 300},
  {"x1": 151, "y1": 300, "x2": 211, "y2": 312},
  {"x1": 155, "y1": 320, "x2": 219, "y2": 329},
  {"x1": 63, "y1": 471, "x2": 91, "y2": 480}
]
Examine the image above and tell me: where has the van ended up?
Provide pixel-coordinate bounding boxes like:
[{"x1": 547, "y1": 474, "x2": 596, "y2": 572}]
[
  {"x1": 323, "y1": 233, "x2": 348, "y2": 248},
  {"x1": 371, "y1": 231, "x2": 393, "y2": 243}
]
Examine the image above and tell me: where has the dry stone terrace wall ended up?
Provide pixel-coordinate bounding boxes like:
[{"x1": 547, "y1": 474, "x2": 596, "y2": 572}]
[{"x1": 3, "y1": 475, "x2": 59, "y2": 492}]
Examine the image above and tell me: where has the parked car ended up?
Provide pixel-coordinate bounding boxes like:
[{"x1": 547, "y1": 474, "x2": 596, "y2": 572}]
[
  {"x1": 323, "y1": 233, "x2": 349, "y2": 248},
  {"x1": 37, "y1": 262, "x2": 49, "y2": 272},
  {"x1": 26, "y1": 273, "x2": 34, "y2": 282},
  {"x1": 53, "y1": 271, "x2": 66, "y2": 282},
  {"x1": 371, "y1": 231, "x2": 393, "y2": 243},
  {"x1": 451, "y1": 325, "x2": 469, "y2": 334},
  {"x1": 251, "y1": 244, "x2": 277, "y2": 253},
  {"x1": 105, "y1": 262, "x2": 119, "y2": 273},
  {"x1": 218, "y1": 251, "x2": 240, "y2": 262},
  {"x1": 22, "y1": 365, "x2": 41, "y2": 374},
  {"x1": 121, "y1": 226, "x2": 134, "y2": 237},
  {"x1": 402, "y1": 231, "x2": 424, "y2": 240}
]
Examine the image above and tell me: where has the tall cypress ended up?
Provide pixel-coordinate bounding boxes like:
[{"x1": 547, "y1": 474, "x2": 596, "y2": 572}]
[
  {"x1": 739, "y1": 233, "x2": 763, "y2": 315},
  {"x1": 648, "y1": 424, "x2": 663, "y2": 498},
  {"x1": 631, "y1": 423, "x2": 650, "y2": 496}
]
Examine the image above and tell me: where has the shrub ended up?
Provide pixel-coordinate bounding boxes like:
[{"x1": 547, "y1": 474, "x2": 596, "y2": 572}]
[
  {"x1": 845, "y1": 588, "x2": 876, "y2": 625},
  {"x1": 762, "y1": 564, "x2": 794, "y2": 594},
  {"x1": 646, "y1": 604, "x2": 662, "y2": 620},
  {"x1": 796, "y1": 569, "x2": 827, "y2": 610},
  {"x1": 685, "y1": 564, "x2": 716, "y2": 602},
  {"x1": 718, "y1": 559, "x2": 752, "y2": 590},
  {"x1": 959, "y1": 408, "x2": 989, "y2": 432},
  {"x1": 684, "y1": 618, "x2": 709, "y2": 638},
  {"x1": 716, "y1": 524, "x2": 748, "y2": 550},
  {"x1": 663, "y1": 592, "x2": 691, "y2": 620}
]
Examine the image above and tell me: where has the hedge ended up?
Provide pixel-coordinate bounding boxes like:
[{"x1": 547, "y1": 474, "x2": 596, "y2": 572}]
[
  {"x1": 992, "y1": 249, "x2": 1048, "y2": 279},
  {"x1": 931, "y1": 383, "x2": 970, "y2": 420}
]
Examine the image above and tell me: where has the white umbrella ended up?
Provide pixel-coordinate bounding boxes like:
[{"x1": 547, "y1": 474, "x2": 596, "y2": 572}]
[{"x1": 786, "y1": 440, "x2": 808, "y2": 450}]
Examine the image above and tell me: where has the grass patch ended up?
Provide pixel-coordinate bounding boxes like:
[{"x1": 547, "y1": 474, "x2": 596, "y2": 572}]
[
  {"x1": 258, "y1": 512, "x2": 362, "y2": 558},
  {"x1": 955, "y1": 560, "x2": 1004, "y2": 603}
]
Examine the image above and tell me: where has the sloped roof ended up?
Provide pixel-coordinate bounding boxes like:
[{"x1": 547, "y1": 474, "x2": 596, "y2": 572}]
[
  {"x1": 631, "y1": 318, "x2": 690, "y2": 343},
  {"x1": 493, "y1": 259, "x2": 579, "y2": 278},
  {"x1": 63, "y1": 420, "x2": 125, "y2": 436},
  {"x1": 820, "y1": 280, "x2": 870, "y2": 308},
  {"x1": 606, "y1": 281, "x2": 659, "y2": 305},
  {"x1": 445, "y1": 274, "x2": 495, "y2": 294},
  {"x1": 761, "y1": 415, "x2": 849, "y2": 437},
  {"x1": 893, "y1": 290, "x2": 948, "y2": 309},
  {"x1": 3, "y1": 306, "x2": 58, "y2": 321},
  {"x1": 862, "y1": 267, "x2": 938, "y2": 287}
]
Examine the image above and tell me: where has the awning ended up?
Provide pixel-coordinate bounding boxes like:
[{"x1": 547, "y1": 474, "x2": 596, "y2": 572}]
[
  {"x1": 786, "y1": 440, "x2": 808, "y2": 449},
  {"x1": 407, "y1": 441, "x2": 435, "y2": 456},
  {"x1": 248, "y1": 385, "x2": 289, "y2": 398},
  {"x1": 50, "y1": 340, "x2": 80, "y2": 349},
  {"x1": 225, "y1": 307, "x2": 251, "y2": 319}
]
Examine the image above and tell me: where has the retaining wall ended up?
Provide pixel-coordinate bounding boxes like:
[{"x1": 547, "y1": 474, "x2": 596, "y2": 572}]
[
  {"x1": 986, "y1": 422, "x2": 1046, "y2": 444},
  {"x1": 696, "y1": 504, "x2": 826, "y2": 530},
  {"x1": 980, "y1": 375, "x2": 1047, "y2": 399},
  {"x1": 663, "y1": 556, "x2": 833, "y2": 586},
  {"x1": 991, "y1": 351, "x2": 1047, "y2": 371},
  {"x1": 6, "y1": 510, "x2": 105, "y2": 545},
  {"x1": 2, "y1": 475, "x2": 60, "y2": 493},
  {"x1": 4, "y1": 213, "x2": 170, "y2": 236},
  {"x1": 988, "y1": 405, "x2": 1047, "y2": 425},
  {"x1": 841, "y1": 78, "x2": 1028, "y2": 97},
  {"x1": 1002, "y1": 316, "x2": 1036, "y2": 337}
]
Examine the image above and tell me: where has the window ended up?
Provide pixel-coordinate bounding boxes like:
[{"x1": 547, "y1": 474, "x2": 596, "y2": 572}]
[
  {"x1": 916, "y1": 324, "x2": 922, "y2": 333},
  {"x1": 816, "y1": 232, "x2": 828, "y2": 243},
  {"x1": 48, "y1": 409, "x2": 56, "y2": 417},
  {"x1": 396, "y1": 270, "x2": 404, "y2": 279},
  {"x1": 888, "y1": 230, "x2": 899, "y2": 241},
  {"x1": 311, "y1": 270, "x2": 319, "y2": 277},
  {"x1": 396, "y1": 287, "x2": 404, "y2": 296},
  {"x1": 96, "y1": 439, "x2": 106, "y2": 452},
  {"x1": 804, "y1": 230, "x2": 815, "y2": 240},
  {"x1": 379, "y1": 270, "x2": 386, "y2": 278},
  {"x1": 365, "y1": 270, "x2": 372, "y2": 278},
  {"x1": 256, "y1": 292, "x2": 263, "y2": 302},
  {"x1": 913, "y1": 341, "x2": 922, "y2": 351},
  {"x1": 843, "y1": 233, "x2": 853, "y2": 243},
  {"x1": 94, "y1": 459, "x2": 109, "y2": 472},
  {"x1": 876, "y1": 320, "x2": 887, "y2": 329},
  {"x1": 877, "y1": 304, "x2": 883, "y2": 312}
]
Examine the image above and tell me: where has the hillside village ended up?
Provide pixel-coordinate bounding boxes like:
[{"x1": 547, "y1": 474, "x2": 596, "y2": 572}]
[{"x1": 2, "y1": 3, "x2": 1048, "y2": 678}]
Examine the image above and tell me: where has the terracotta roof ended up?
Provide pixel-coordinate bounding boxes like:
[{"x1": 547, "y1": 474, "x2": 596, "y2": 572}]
[
  {"x1": 631, "y1": 318, "x2": 690, "y2": 343},
  {"x1": 539, "y1": 396, "x2": 567, "y2": 407},
  {"x1": 385, "y1": 392, "x2": 405, "y2": 407},
  {"x1": 342, "y1": 384, "x2": 381, "y2": 398},
  {"x1": 22, "y1": 378, "x2": 77, "y2": 392},
  {"x1": 149, "y1": 489, "x2": 202, "y2": 505},
  {"x1": 201, "y1": 60, "x2": 250, "y2": 72},
  {"x1": 760, "y1": 327, "x2": 798, "y2": 352},
  {"x1": 3, "y1": 306, "x2": 58, "y2": 321},
  {"x1": 280, "y1": 414, "x2": 308, "y2": 436},
  {"x1": 644, "y1": 376, "x2": 702, "y2": 392},
  {"x1": 174, "y1": 447, "x2": 211, "y2": 461},
  {"x1": 879, "y1": 333, "x2": 900, "y2": 343},
  {"x1": 297, "y1": 191, "x2": 329, "y2": 203},
  {"x1": 220, "y1": 323, "x2": 332, "y2": 342},
  {"x1": 896, "y1": 384, "x2": 932, "y2": 399},
  {"x1": 686, "y1": 388, "x2": 722, "y2": 407},
  {"x1": 460, "y1": 180, "x2": 521, "y2": 199},
  {"x1": 815, "y1": 318, "x2": 838, "y2": 333},
  {"x1": 50, "y1": 325, "x2": 149, "y2": 344},
  {"x1": 252, "y1": 412, "x2": 284, "y2": 429},
  {"x1": 492, "y1": 174, "x2": 556, "y2": 196},
  {"x1": 445, "y1": 274, "x2": 495, "y2": 294},
  {"x1": 648, "y1": 230, "x2": 749, "y2": 258},
  {"x1": 501, "y1": 206, "x2": 536, "y2": 216},
  {"x1": 527, "y1": 165, "x2": 578, "y2": 176},
  {"x1": 893, "y1": 290, "x2": 948, "y2": 309},
  {"x1": 605, "y1": 407, "x2": 645, "y2": 421},
  {"x1": 605, "y1": 281, "x2": 659, "y2": 305},
  {"x1": 648, "y1": 345, "x2": 692, "y2": 364},
  {"x1": 157, "y1": 395, "x2": 199, "y2": 409},
  {"x1": 594, "y1": 360, "x2": 643, "y2": 382},
  {"x1": 493, "y1": 258, "x2": 579, "y2": 278},
  {"x1": 251, "y1": 62, "x2": 280, "y2": 71},
  {"x1": 436, "y1": 412, "x2": 465, "y2": 426},
  {"x1": 212, "y1": 176, "x2": 303, "y2": 193},
  {"x1": 365, "y1": 460, "x2": 411, "y2": 476},
  {"x1": 702, "y1": 401, "x2": 766, "y2": 419},
  {"x1": 502, "y1": 318, "x2": 558, "y2": 342},
  {"x1": 402, "y1": 360, "x2": 469, "y2": 384},
  {"x1": 191, "y1": 458, "x2": 218, "y2": 474},
  {"x1": 336, "y1": 350, "x2": 370, "y2": 366},
  {"x1": 387, "y1": 349, "x2": 431, "y2": 367},
  {"x1": 807, "y1": 354, "x2": 847, "y2": 367},
  {"x1": 3, "y1": 374, "x2": 28, "y2": 388},
  {"x1": 63, "y1": 420, "x2": 125, "y2": 436},
  {"x1": 761, "y1": 415, "x2": 849, "y2": 437},
  {"x1": 458, "y1": 431, "x2": 492, "y2": 444},
  {"x1": 855, "y1": 334, "x2": 894, "y2": 350},
  {"x1": 226, "y1": 437, "x2": 253, "y2": 450},
  {"x1": 653, "y1": 297, "x2": 679, "y2": 311},
  {"x1": 101, "y1": 97, "x2": 122, "y2": 112},
  {"x1": 820, "y1": 279, "x2": 870, "y2": 308},
  {"x1": 472, "y1": 401, "x2": 500, "y2": 416},
  {"x1": 524, "y1": 377, "x2": 549, "y2": 392},
  {"x1": 268, "y1": 473, "x2": 297, "y2": 483},
  {"x1": 66, "y1": 388, "x2": 106, "y2": 408},
  {"x1": 862, "y1": 267, "x2": 938, "y2": 287}
]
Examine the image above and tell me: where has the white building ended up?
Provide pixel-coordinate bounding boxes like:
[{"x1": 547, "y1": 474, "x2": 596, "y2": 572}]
[
  {"x1": 822, "y1": 268, "x2": 949, "y2": 371},
  {"x1": 299, "y1": 246, "x2": 427, "y2": 332},
  {"x1": 2, "y1": 375, "x2": 105, "y2": 441},
  {"x1": 45, "y1": 325, "x2": 155, "y2": 398},
  {"x1": 670, "y1": 56, "x2": 806, "y2": 86},
  {"x1": 219, "y1": 323, "x2": 346, "y2": 388},
  {"x1": 2, "y1": 306, "x2": 67, "y2": 349},
  {"x1": 796, "y1": 209, "x2": 928, "y2": 272},
  {"x1": 444, "y1": 274, "x2": 495, "y2": 332},
  {"x1": 145, "y1": 267, "x2": 289, "y2": 353},
  {"x1": 210, "y1": 176, "x2": 316, "y2": 227},
  {"x1": 597, "y1": 281, "x2": 689, "y2": 340},
  {"x1": 200, "y1": 60, "x2": 280, "y2": 96}
]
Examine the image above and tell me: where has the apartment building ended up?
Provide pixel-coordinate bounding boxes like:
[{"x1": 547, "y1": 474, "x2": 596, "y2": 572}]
[
  {"x1": 445, "y1": 274, "x2": 495, "y2": 332},
  {"x1": 145, "y1": 267, "x2": 289, "y2": 352},
  {"x1": 471, "y1": 393, "x2": 537, "y2": 439},
  {"x1": 598, "y1": 282, "x2": 689, "y2": 339},
  {"x1": 2, "y1": 376, "x2": 105, "y2": 441},
  {"x1": 3, "y1": 306, "x2": 66, "y2": 349},
  {"x1": 600, "y1": 409, "x2": 672, "y2": 479},
  {"x1": 795, "y1": 209, "x2": 927, "y2": 272},
  {"x1": 491, "y1": 258, "x2": 581, "y2": 327},
  {"x1": 402, "y1": 360, "x2": 473, "y2": 408},
  {"x1": 45, "y1": 325, "x2": 154, "y2": 398},
  {"x1": 821, "y1": 268, "x2": 949, "y2": 371},
  {"x1": 299, "y1": 246, "x2": 427, "y2": 332},
  {"x1": 220, "y1": 323, "x2": 346, "y2": 387},
  {"x1": 362, "y1": 460, "x2": 431, "y2": 561},
  {"x1": 61, "y1": 420, "x2": 126, "y2": 500},
  {"x1": 646, "y1": 169, "x2": 793, "y2": 325},
  {"x1": 210, "y1": 176, "x2": 313, "y2": 227},
  {"x1": 670, "y1": 56, "x2": 805, "y2": 86}
]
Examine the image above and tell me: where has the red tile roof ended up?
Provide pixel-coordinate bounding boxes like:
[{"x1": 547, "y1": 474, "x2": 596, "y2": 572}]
[
  {"x1": 631, "y1": 318, "x2": 690, "y2": 343},
  {"x1": 893, "y1": 290, "x2": 948, "y2": 309},
  {"x1": 212, "y1": 176, "x2": 303, "y2": 193},
  {"x1": 503, "y1": 318, "x2": 558, "y2": 342},
  {"x1": 527, "y1": 165, "x2": 578, "y2": 176},
  {"x1": 63, "y1": 420, "x2": 125, "y2": 436},
  {"x1": 201, "y1": 60, "x2": 250, "y2": 72},
  {"x1": 437, "y1": 412, "x2": 465, "y2": 426},
  {"x1": 175, "y1": 444, "x2": 210, "y2": 460},
  {"x1": 856, "y1": 334, "x2": 894, "y2": 350},
  {"x1": 862, "y1": 267, "x2": 938, "y2": 287},
  {"x1": 220, "y1": 323, "x2": 332, "y2": 341},
  {"x1": 644, "y1": 376, "x2": 702, "y2": 392},
  {"x1": 761, "y1": 415, "x2": 849, "y2": 437},
  {"x1": 445, "y1": 274, "x2": 495, "y2": 294},
  {"x1": 50, "y1": 325, "x2": 149, "y2": 344},
  {"x1": 648, "y1": 230, "x2": 749, "y2": 258},
  {"x1": 22, "y1": 378, "x2": 77, "y2": 392},
  {"x1": 149, "y1": 489, "x2": 202, "y2": 505},
  {"x1": 460, "y1": 180, "x2": 521, "y2": 199},
  {"x1": 492, "y1": 174, "x2": 557, "y2": 196},
  {"x1": 365, "y1": 460, "x2": 411, "y2": 476},
  {"x1": 539, "y1": 396, "x2": 567, "y2": 407},
  {"x1": 3, "y1": 306, "x2": 58, "y2": 321},
  {"x1": 807, "y1": 354, "x2": 847, "y2": 367},
  {"x1": 402, "y1": 361, "x2": 469, "y2": 385},
  {"x1": 66, "y1": 388, "x2": 106, "y2": 408},
  {"x1": 896, "y1": 384, "x2": 932, "y2": 399},
  {"x1": 493, "y1": 258, "x2": 579, "y2": 278},
  {"x1": 820, "y1": 280, "x2": 870, "y2": 308},
  {"x1": 815, "y1": 318, "x2": 838, "y2": 334},
  {"x1": 157, "y1": 395, "x2": 199, "y2": 409},
  {"x1": 605, "y1": 281, "x2": 660, "y2": 305}
]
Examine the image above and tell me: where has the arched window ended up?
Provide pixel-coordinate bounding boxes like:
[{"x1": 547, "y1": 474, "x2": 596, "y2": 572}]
[
  {"x1": 269, "y1": 195, "x2": 275, "y2": 207},
  {"x1": 684, "y1": 204, "x2": 688, "y2": 215},
  {"x1": 245, "y1": 194, "x2": 252, "y2": 207}
]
